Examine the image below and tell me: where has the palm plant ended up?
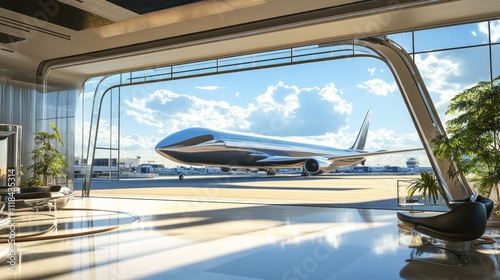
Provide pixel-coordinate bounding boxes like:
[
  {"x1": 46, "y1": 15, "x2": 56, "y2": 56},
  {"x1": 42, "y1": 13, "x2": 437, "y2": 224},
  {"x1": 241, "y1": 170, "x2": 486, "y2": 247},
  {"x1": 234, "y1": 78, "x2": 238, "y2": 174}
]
[{"x1": 407, "y1": 171, "x2": 444, "y2": 205}]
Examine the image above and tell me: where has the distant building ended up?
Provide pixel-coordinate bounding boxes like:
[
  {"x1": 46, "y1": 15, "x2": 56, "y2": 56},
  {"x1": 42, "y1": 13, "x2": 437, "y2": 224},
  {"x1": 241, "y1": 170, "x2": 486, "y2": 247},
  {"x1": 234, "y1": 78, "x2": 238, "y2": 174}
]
[
  {"x1": 406, "y1": 157, "x2": 419, "y2": 169},
  {"x1": 74, "y1": 157, "x2": 119, "y2": 178},
  {"x1": 140, "y1": 163, "x2": 166, "y2": 173}
]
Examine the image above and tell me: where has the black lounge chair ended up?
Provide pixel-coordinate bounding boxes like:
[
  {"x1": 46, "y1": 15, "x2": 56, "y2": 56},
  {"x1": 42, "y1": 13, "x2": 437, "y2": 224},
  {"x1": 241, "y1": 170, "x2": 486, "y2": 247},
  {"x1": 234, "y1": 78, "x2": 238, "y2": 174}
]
[
  {"x1": 397, "y1": 202, "x2": 488, "y2": 265},
  {"x1": 398, "y1": 202, "x2": 487, "y2": 242}
]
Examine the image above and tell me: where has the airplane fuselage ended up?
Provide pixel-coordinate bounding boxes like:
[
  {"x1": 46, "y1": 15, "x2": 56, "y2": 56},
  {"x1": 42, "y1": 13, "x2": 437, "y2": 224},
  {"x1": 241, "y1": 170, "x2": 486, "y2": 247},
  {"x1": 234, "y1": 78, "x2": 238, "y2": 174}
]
[
  {"x1": 155, "y1": 127, "x2": 366, "y2": 170},
  {"x1": 155, "y1": 112, "x2": 422, "y2": 177}
]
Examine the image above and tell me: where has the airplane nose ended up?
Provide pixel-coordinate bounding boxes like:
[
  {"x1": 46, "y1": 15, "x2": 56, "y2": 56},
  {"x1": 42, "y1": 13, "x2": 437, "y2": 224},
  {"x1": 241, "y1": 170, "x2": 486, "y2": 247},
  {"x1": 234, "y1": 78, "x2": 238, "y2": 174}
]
[
  {"x1": 155, "y1": 137, "x2": 170, "y2": 150},
  {"x1": 155, "y1": 133, "x2": 186, "y2": 149},
  {"x1": 155, "y1": 131, "x2": 184, "y2": 150},
  {"x1": 155, "y1": 127, "x2": 214, "y2": 150}
]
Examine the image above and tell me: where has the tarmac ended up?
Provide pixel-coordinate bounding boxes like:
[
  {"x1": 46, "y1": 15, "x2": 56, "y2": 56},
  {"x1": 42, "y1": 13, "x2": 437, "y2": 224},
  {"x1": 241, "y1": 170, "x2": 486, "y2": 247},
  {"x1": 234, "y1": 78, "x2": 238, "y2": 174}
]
[{"x1": 75, "y1": 174, "x2": 447, "y2": 211}]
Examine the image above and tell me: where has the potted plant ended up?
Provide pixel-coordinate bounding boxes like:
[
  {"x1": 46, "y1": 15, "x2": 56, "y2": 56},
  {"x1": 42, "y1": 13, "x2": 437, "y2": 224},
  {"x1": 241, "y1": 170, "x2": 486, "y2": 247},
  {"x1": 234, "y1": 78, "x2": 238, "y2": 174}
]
[
  {"x1": 22, "y1": 122, "x2": 68, "y2": 187},
  {"x1": 407, "y1": 171, "x2": 444, "y2": 205},
  {"x1": 432, "y1": 76, "x2": 500, "y2": 214}
]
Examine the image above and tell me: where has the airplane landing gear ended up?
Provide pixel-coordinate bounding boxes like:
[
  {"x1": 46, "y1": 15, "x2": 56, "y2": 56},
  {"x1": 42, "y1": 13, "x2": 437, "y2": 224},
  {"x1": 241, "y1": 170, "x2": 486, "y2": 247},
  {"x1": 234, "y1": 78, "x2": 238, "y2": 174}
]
[
  {"x1": 266, "y1": 169, "x2": 277, "y2": 176},
  {"x1": 301, "y1": 170, "x2": 309, "y2": 177},
  {"x1": 179, "y1": 174, "x2": 184, "y2": 180}
]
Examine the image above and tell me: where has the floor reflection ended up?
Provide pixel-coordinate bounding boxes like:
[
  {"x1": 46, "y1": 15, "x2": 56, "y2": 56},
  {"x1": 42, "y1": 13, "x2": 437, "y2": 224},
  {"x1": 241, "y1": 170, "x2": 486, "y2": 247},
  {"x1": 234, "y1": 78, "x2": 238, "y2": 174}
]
[
  {"x1": 398, "y1": 226, "x2": 500, "y2": 279},
  {"x1": 0, "y1": 196, "x2": 498, "y2": 279},
  {"x1": 0, "y1": 208, "x2": 139, "y2": 242}
]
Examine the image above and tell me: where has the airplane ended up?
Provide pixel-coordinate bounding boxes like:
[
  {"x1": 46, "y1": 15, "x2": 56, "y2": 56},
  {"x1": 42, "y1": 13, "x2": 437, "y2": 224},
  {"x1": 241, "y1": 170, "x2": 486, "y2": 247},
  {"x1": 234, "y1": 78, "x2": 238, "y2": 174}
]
[{"x1": 155, "y1": 111, "x2": 423, "y2": 179}]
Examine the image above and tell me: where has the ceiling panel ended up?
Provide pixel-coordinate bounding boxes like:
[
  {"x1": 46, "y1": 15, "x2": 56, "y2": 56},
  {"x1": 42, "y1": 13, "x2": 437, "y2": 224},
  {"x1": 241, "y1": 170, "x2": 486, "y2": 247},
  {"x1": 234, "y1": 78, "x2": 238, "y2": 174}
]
[
  {"x1": 0, "y1": 31, "x2": 26, "y2": 44},
  {"x1": 0, "y1": 0, "x2": 114, "y2": 30},
  {"x1": 106, "y1": 0, "x2": 203, "y2": 15}
]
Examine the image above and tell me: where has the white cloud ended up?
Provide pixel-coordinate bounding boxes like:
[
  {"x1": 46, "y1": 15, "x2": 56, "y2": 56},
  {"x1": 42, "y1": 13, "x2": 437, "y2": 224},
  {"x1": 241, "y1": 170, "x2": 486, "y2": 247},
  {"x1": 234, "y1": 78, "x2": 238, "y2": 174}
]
[
  {"x1": 368, "y1": 67, "x2": 376, "y2": 75},
  {"x1": 98, "y1": 119, "x2": 118, "y2": 142},
  {"x1": 414, "y1": 53, "x2": 461, "y2": 108},
  {"x1": 363, "y1": 128, "x2": 426, "y2": 166},
  {"x1": 195, "y1": 86, "x2": 221, "y2": 91},
  {"x1": 121, "y1": 134, "x2": 159, "y2": 150},
  {"x1": 367, "y1": 129, "x2": 420, "y2": 150},
  {"x1": 250, "y1": 81, "x2": 352, "y2": 136},
  {"x1": 119, "y1": 134, "x2": 167, "y2": 165},
  {"x1": 492, "y1": 20, "x2": 500, "y2": 42},
  {"x1": 175, "y1": 99, "x2": 256, "y2": 130},
  {"x1": 126, "y1": 109, "x2": 163, "y2": 128},
  {"x1": 285, "y1": 127, "x2": 421, "y2": 152},
  {"x1": 287, "y1": 127, "x2": 355, "y2": 149},
  {"x1": 478, "y1": 22, "x2": 488, "y2": 37},
  {"x1": 318, "y1": 83, "x2": 352, "y2": 115},
  {"x1": 479, "y1": 20, "x2": 500, "y2": 43},
  {"x1": 123, "y1": 89, "x2": 257, "y2": 135},
  {"x1": 357, "y1": 79, "x2": 398, "y2": 96},
  {"x1": 255, "y1": 81, "x2": 300, "y2": 117},
  {"x1": 121, "y1": 81, "x2": 354, "y2": 140}
]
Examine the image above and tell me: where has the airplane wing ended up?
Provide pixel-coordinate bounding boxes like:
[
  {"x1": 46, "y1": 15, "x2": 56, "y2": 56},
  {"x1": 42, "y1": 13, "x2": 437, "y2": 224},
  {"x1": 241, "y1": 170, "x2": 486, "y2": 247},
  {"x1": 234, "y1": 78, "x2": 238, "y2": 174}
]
[
  {"x1": 255, "y1": 148, "x2": 424, "y2": 164},
  {"x1": 325, "y1": 147, "x2": 425, "y2": 161},
  {"x1": 255, "y1": 147, "x2": 424, "y2": 174},
  {"x1": 256, "y1": 155, "x2": 309, "y2": 165}
]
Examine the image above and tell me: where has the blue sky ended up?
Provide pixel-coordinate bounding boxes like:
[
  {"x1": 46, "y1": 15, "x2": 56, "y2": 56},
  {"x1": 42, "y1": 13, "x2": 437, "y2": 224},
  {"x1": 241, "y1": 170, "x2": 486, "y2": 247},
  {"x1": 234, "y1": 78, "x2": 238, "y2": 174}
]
[{"x1": 77, "y1": 20, "x2": 500, "y2": 169}]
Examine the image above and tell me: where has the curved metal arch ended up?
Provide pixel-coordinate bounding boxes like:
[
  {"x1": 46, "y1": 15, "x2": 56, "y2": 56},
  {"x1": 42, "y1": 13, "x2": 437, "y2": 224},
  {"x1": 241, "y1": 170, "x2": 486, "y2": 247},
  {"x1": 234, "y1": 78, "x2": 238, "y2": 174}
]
[
  {"x1": 81, "y1": 74, "x2": 120, "y2": 197},
  {"x1": 81, "y1": 37, "x2": 472, "y2": 204},
  {"x1": 356, "y1": 37, "x2": 471, "y2": 204}
]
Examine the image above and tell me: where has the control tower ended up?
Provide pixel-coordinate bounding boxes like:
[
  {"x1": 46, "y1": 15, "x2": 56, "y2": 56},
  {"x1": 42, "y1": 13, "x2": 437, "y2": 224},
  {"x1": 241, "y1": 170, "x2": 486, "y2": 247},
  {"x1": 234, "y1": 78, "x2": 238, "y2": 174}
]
[{"x1": 406, "y1": 157, "x2": 419, "y2": 169}]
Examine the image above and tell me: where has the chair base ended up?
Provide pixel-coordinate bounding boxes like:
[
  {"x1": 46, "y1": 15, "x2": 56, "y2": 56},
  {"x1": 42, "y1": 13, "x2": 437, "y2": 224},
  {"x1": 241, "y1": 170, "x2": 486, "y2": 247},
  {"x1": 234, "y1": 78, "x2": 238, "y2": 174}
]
[{"x1": 406, "y1": 233, "x2": 468, "y2": 266}]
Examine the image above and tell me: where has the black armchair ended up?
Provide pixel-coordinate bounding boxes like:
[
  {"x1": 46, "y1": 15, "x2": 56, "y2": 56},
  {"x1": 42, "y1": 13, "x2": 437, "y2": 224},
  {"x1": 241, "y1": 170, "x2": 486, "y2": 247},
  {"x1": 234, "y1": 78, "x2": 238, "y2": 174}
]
[
  {"x1": 397, "y1": 202, "x2": 488, "y2": 266},
  {"x1": 397, "y1": 202, "x2": 487, "y2": 242}
]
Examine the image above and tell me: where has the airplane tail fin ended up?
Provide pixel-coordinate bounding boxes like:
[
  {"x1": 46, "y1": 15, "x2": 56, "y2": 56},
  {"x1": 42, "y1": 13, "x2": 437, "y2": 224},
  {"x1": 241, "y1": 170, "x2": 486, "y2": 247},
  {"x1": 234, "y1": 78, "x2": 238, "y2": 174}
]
[{"x1": 349, "y1": 111, "x2": 371, "y2": 151}]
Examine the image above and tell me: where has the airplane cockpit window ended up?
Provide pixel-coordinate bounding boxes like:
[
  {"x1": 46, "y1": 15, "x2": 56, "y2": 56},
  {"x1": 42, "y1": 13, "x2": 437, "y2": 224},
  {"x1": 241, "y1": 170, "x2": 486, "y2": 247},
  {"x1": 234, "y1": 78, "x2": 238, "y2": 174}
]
[{"x1": 172, "y1": 135, "x2": 214, "y2": 147}]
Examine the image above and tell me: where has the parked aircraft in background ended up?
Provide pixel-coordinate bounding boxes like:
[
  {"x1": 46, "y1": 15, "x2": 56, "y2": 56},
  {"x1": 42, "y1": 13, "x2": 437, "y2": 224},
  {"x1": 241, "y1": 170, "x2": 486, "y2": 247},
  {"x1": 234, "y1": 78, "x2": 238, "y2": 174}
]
[{"x1": 155, "y1": 111, "x2": 422, "y2": 179}]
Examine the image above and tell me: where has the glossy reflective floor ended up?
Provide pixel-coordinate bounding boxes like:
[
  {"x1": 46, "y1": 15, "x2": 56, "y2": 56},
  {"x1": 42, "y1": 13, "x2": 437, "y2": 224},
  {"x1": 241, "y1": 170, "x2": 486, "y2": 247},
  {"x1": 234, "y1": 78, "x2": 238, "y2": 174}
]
[{"x1": 1, "y1": 194, "x2": 500, "y2": 280}]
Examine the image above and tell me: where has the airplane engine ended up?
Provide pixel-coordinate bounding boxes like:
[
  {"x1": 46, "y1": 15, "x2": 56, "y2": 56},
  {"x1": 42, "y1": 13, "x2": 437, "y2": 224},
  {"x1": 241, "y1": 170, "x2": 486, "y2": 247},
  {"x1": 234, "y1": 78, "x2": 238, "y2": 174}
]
[{"x1": 303, "y1": 158, "x2": 332, "y2": 174}]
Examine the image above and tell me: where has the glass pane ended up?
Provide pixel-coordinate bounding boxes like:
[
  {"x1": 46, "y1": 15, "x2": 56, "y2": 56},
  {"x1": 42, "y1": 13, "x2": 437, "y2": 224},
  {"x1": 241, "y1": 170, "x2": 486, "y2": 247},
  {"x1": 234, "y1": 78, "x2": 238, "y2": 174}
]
[
  {"x1": 415, "y1": 46, "x2": 490, "y2": 122},
  {"x1": 172, "y1": 60, "x2": 217, "y2": 77},
  {"x1": 492, "y1": 44, "x2": 500, "y2": 79},
  {"x1": 96, "y1": 92, "x2": 112, "y2": 148},
  {"x1": 414, "y1": 21, "x2": 489, "y2": 52},
  {"x1": 111, "y1": 88, "x2": 120, "y2": 149},
  {"x1": 292, "y1": 43, "x2": 356, "y2": 62},
  {"x1": 218, "y1": 49, "x2": 291, "y2": 72},
  {"x1": 388, "y1": 32, "x2": 413, "y2": 54},
  {"x1": 489, "y1": 19, "x2": 500, "y2": 43}
]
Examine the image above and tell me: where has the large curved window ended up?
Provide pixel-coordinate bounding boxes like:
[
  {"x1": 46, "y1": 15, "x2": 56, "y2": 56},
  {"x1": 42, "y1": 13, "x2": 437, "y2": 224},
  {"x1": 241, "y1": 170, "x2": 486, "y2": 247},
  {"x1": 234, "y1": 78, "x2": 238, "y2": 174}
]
[{"x1": 76, "y1": 18, "x2": 500, "y2": 197}]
